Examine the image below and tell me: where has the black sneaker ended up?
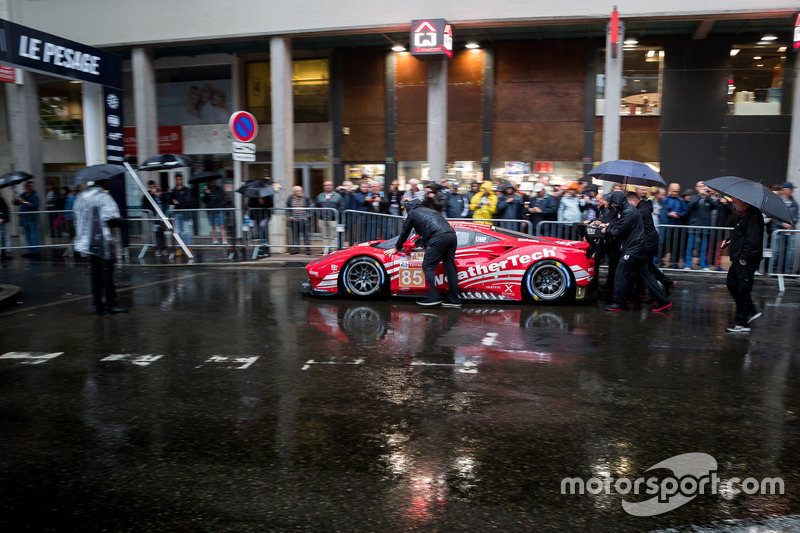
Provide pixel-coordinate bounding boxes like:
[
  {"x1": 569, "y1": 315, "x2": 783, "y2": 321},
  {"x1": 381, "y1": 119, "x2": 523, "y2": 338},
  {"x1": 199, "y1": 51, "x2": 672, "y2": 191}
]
[
  {"x1": 605, "y1": 303, "x2": 625, "y2": 312},
  {"x1": 650, "y1": 301, "x2": 673, "y2": 312},
  {"x1": 417, "y1": 299, "x2": 442, "y2": 307},
  {"x1": 663, "y1": 280, "x2": 677, "y2": 297}
]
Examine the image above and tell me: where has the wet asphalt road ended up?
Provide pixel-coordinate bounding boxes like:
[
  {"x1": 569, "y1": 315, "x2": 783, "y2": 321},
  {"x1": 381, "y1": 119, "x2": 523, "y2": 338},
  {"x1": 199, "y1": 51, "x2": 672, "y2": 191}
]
[{"x1": 1, "y1": 260, "x2": 800, "y2": 532}]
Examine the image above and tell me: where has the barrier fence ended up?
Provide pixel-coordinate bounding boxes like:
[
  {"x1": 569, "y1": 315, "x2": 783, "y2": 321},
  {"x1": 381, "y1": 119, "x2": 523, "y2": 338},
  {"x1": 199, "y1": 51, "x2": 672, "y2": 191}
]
[{"x1": 0, "y1": 207, "x2": 797, "y2": 286}]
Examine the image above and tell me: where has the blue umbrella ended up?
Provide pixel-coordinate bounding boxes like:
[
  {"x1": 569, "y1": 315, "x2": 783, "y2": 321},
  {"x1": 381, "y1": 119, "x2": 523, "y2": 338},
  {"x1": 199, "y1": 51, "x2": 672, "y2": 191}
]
[
  {"x1": 705, "y1": 176, "x2": 793, "y2": 224},
  {"x1": 586, "y1": 159, "x2": 666, "y2": 187}
]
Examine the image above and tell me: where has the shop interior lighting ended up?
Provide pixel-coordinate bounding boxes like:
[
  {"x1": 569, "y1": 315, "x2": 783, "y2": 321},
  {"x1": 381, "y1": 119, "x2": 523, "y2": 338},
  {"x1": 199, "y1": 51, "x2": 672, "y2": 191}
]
[
  {"x1": 391, "y1": 45, "x2": 406, "y2": 52},
  {"x1": 465, "y1": 42, "x2": 480, "y2": 49},
  {"x1": 778, "y1": 46, "x2": 787, "y2": 52},
  {"x1": 730, "y1": 49, "x2": 740, "y2": 56},
  {"x1": 646, "y1": 50, "x2": 655, "y2": 57}
]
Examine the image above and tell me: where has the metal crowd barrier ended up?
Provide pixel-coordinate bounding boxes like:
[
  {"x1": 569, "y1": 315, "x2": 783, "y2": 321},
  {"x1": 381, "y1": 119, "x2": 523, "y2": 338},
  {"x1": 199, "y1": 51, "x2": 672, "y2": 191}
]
[
  {"x1": 655, "y1": 225, "x2": 735, "y2": 272},
  {"x1": 340, "y1": 210, "x2": 403, "y2": 248},
  {"x1": 767, "y1": 229, "x2": 800, "y2": 291},
  {"x1": 250, "y1": 207, "x2": 340, "y2": 258},
  {"x1": 4, "y1": 210, "x2": 75, "y2": 254},
  {"x1": 535, "y1": 221, "x2": 585, "y2": 240}
]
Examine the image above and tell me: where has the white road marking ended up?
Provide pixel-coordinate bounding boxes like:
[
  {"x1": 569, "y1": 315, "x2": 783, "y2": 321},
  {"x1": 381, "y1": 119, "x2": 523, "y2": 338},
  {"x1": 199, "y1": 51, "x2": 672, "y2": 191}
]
[
  {"x1": 196, "y1": 355, "x2": 259, "y2": 370},
  {"x1": 301, "y1": 357, "x2": 365, "y2": 370},
  {"x1": 101, "y1": 354, "x2": 164, "y2": 367},
  {"x1": 0, "y1": 351, "x2": 64, "y2": 365}
]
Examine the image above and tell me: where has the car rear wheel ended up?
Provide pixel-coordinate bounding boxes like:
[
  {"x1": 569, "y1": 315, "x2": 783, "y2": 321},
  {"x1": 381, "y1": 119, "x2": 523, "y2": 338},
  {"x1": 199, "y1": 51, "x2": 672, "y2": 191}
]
[
  {"x1": 523, "y1": 260, "x2": 573, "y2": 302},
  {"x1": 340, "y1": 256, "x2": 388, "y2": 299}
]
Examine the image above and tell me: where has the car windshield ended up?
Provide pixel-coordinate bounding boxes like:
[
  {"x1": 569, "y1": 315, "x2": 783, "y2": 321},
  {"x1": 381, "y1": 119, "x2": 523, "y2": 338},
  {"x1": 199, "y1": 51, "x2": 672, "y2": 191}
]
[{"x1": 372, "y1": 230, "x2": 417, "y2": 250}]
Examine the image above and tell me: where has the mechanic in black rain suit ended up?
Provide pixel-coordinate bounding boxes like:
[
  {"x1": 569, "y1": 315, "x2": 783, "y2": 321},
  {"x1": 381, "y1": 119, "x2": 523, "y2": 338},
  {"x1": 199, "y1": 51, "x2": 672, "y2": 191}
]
[
  {"x1": 601, "y1": 191, "x2": 672, "y2": 312},
  {"x1": 385, "y1": 199, "x2": 461, "y2": 308},
  {"x1": 626, "y1": 191, "x2": 675, "y2": 299}
]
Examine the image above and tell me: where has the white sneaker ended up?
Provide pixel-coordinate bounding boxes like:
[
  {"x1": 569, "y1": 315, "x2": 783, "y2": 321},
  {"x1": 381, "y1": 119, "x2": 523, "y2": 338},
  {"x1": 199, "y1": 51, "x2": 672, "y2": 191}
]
[
  {"x1": 702, "y1": 267, "x2": 712, "y2": 272},
  {"x1": 684, "y1": 266, "x2": 691, "y2": 271},
  {"x1": 726, "y1": 324, "x2": 751, "y2": 333}
]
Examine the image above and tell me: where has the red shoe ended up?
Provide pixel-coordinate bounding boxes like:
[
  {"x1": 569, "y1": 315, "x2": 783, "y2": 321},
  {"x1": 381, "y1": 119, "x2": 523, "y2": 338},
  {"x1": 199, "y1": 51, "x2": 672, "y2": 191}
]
[
  {"x1": 650, "y1": 301, "x2": 672, "y2": 312},
  {"x1": 605, "y1": 303, "x2": 625, "y2": 312}
]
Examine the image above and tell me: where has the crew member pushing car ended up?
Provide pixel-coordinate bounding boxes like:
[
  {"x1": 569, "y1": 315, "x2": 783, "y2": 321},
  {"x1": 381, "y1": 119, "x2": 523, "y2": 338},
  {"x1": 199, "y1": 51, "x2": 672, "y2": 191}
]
[{"x1": 385, "y1": 199, "x2": 461, "y2": 307}]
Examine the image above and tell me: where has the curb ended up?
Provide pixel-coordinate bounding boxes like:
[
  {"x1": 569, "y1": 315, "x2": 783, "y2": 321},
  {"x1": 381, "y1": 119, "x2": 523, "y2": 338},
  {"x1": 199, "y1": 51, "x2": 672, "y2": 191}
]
[{"x1": 0, "y1": 284, "x2": 22, "y2": 309}]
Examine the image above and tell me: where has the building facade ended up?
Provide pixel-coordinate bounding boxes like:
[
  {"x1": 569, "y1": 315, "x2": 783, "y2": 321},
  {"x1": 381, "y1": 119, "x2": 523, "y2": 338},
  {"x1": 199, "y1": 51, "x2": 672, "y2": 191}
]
[{"x1": 0, "y1": 0, "x2": 798, "y2": 202}]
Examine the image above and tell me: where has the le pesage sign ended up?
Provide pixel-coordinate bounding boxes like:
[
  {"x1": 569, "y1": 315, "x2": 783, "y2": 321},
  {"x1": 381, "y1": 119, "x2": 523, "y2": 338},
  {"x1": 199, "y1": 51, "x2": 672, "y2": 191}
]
[
  {"x1": 0, "y1": 18, "x2": 122, "y2": 89},
  {"x1": 410, "y1": 19, "x2": 453, "y2": 59}
]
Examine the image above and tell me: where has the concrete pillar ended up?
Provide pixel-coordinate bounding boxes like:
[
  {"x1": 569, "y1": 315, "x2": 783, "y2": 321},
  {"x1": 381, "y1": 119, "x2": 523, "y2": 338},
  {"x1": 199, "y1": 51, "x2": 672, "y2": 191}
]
[
  {"x1": 786, "y1": 61, "x2": 800, "y2": 185},
  {"x1": 131, "y1": 47, "x2": 159, "y2": 164},
  {"x1": 4, "y1": 69, "x2": 44, "y2": 191},
  {"x1": 82, "y1": 83, "x2": 104, "y2": 166},
  {"x1": 270, "y1": 36, "x2": 293, "y2": 207},
  {"x1": 427, "y1": 59, "x2": 447, "y2": 182},
  {"x1": 602, "y1": 22, "x2": 624, "y2": 191}
]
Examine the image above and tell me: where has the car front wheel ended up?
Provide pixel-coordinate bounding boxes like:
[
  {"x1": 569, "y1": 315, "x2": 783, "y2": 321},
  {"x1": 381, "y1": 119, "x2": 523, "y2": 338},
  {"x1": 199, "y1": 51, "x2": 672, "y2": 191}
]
[{"x1": 340, "y1": 256, "x2": 388, "y2": 299}]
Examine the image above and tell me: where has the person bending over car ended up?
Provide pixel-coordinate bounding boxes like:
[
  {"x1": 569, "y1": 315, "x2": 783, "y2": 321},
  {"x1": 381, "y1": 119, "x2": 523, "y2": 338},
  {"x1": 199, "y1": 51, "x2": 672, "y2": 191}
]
[{"x1": 385, "y1": 199, "x2": 461, "y2": 308}]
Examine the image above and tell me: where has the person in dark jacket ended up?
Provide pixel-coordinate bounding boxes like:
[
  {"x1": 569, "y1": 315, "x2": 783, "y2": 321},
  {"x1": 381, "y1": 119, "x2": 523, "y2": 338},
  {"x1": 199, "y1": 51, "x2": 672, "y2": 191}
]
[
  {"x1": 0, "y1": 194, "x2": 10, "y2": 259},
  {"x1": 444, "y1": 183, "x2": 470, "y2": 220},
  {"x1": 384, "y1": 199, "x2": 460, "y2": 307},
  {"x1": 14, "y1": 181, "x2": 41, "y2": 255},
  {"x1": 170, "y1": 173, "x2": 194, "y2": 247},
  {"x1": 627, "y1": 191, "x2": 675, "y2": 298},
  {"x1": 202, "y1": 180, "x2": 228, "y2": 245},
  {"x1": 422, "y1": 182, "x2": 446, "y2": 213},
  {"x1": 601, "y1": 191, "x2": 671, "y2": 312},
  {"x1": 496, "y1": 182, "x2": 525, "y2": 231},
  {"x1": 527, "y1": 183, "x2": 559, "y2": 235},
  {"x1": 684, "y1": 182, "x2": 719, "y2": 270},
  {"x1": 721, "y1": 198, "x2": 764, "y2": 332}
]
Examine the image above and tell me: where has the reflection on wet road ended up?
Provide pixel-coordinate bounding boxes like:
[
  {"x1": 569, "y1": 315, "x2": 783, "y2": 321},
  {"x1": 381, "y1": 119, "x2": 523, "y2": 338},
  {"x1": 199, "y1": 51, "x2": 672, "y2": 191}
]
[{"x1": 0, "y1": 266, "x2": 799, "y2": 531}]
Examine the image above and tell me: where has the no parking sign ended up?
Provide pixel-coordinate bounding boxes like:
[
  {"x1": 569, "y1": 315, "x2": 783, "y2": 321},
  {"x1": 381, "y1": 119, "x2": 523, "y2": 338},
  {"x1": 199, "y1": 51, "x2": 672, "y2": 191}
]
[{"x1": 228, "y1": 111, "x2": 258, "y2": 143}]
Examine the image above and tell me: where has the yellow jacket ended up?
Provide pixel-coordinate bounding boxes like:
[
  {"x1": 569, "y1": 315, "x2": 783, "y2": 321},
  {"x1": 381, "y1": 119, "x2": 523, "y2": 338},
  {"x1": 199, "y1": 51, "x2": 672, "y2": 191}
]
[{"x1": 470, "y1": 182, "x2": 498, "y2": 224}]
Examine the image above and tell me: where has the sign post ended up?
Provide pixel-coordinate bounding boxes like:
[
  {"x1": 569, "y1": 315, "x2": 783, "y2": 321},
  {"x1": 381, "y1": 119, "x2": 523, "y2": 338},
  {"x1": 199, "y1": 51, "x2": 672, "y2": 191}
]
[{"x1": 229, "y1": 111, "x2": 259, "y2": 244}]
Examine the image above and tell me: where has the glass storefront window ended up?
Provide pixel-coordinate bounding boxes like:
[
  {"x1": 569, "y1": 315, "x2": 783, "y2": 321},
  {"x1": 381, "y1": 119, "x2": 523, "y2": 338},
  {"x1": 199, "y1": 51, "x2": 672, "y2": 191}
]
[
  {"x1": 155, "y1": 64, "x2": 232, "y2": 126},
  {"x1": 491, "y1": 161, "x2": 584, "y2": 195},
  {"x1": 728, "y1": 43, "x2": 787, "y2": 116},
  {"x1": 596, "y1": 46, "x2": 664, "y2": 116},
  {"x1": 345, "y1": 164, "x2": 385, "y2": 185},
  {"x1": 39, "y1": 80, "x2": 84, "y2": 139},
  {"x1": 247, "y1": 58, "x2": 330, "y2": 123}
]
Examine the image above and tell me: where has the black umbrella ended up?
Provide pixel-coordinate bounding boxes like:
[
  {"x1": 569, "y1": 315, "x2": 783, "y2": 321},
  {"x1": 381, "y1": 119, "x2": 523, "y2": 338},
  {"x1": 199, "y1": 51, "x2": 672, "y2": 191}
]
[
  {"x1": 0, "y1": 171, "x2": 34, "y2": 189},
  {"x1": 705, "y1": 176, "x2": 793, "y2": 224},
  {"x1": 236, "y1": 179, "x2": 275, "y2": 198},
  {"x1": 72, "y1": 164, "x2": 126, "y2": 185},
  {"x1": 586, "y1": 159, "x2": 666, "y2": 187},
  {"x1": 188, "y1": 171, "x2": 223, "y2": 184},
  {"x1": 139, "y1": 154, "x2": 194, "y2": 171}
]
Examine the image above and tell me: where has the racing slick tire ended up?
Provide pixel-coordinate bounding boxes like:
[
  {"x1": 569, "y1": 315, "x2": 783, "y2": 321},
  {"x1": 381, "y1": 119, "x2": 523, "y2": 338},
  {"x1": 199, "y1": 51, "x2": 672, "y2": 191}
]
[
  {"x1": 339, "y1": 256, "x2": 389, "y2": 300},
  {"x1": 522, "y1": 259, "x2": 575, "y2": 303}
]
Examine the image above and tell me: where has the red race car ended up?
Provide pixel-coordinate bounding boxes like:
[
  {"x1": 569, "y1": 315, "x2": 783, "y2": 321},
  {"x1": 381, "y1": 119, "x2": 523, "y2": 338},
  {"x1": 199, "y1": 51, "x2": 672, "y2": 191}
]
[{"x1": 301, "y1": 221, "x2": 596, "y2": 303}]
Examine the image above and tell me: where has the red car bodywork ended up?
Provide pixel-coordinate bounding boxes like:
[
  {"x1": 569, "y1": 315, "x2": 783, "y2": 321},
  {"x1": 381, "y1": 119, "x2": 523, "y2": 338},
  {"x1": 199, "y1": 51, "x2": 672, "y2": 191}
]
[{"x1": 303, "y1": 221, "x2": 596, "y2": 303}]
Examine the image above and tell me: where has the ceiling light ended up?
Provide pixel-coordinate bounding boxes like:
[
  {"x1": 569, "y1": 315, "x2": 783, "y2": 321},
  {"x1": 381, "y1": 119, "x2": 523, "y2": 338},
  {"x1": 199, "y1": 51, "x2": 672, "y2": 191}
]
[
  {"x1": 778, "y1": 46, "x2": 787, "y2": 52},
  {"x1": 757, "y1": 64, "x2": 764, "y2": 67},
  {"x1": 730, "y1": 49, "x2": 740, "y2": 56},
  {"x1": 646, "y1": 50, "x2": 655, "y2": 57},
  {"x1": 623, "y1": 38, "x2": 638, "y2": 45},
  {"x1": 465, "y1": 42, "x2": 480, "y2": 49},
  {"x1": 391, "y1": 45, "x2": 406, "y2": 52},
  {"x1": 753, "y1": 56, "x2": 761, "y2": 60},
  {"x1": 761, "y1": 34, "x2": 778, "y2": 41}
]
